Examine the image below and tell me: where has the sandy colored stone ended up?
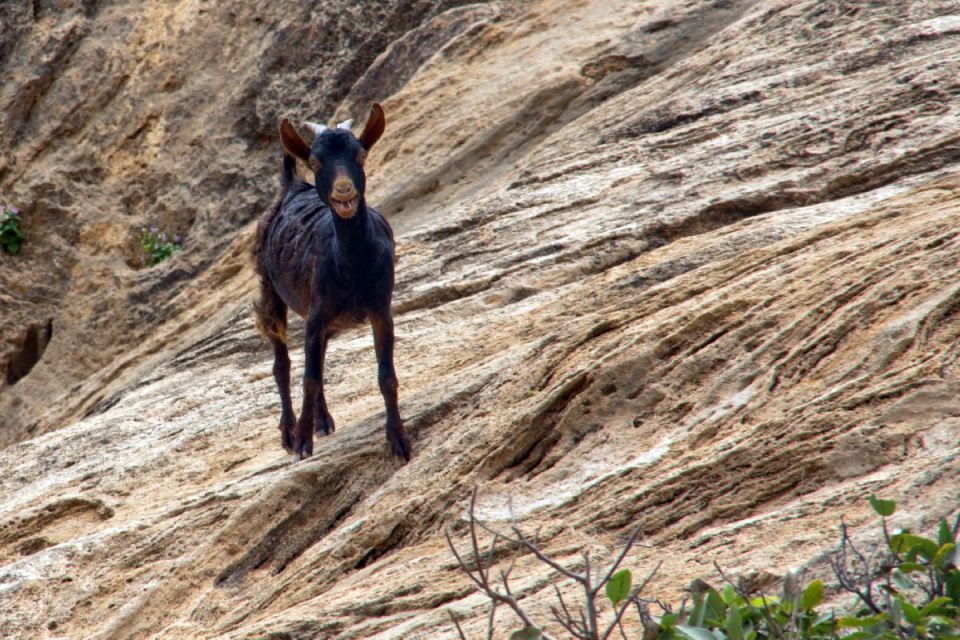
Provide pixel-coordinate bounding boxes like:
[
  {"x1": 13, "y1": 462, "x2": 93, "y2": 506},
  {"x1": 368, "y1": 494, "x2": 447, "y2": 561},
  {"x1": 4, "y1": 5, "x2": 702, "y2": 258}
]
[{"x1": 2, "y1": 0, "x2": 960, "y2": 638}]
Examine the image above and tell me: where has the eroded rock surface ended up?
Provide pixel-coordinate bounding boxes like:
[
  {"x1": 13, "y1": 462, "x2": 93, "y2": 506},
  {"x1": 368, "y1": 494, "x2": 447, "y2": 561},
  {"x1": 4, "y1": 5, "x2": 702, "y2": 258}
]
[{"x1": 2, "y1": 0, "x2": 960, "y2": 638}]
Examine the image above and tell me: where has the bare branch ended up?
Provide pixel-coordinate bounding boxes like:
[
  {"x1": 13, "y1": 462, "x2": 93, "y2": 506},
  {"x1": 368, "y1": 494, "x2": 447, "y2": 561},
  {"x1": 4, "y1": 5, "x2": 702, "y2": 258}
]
[
  {"x1": 714, "y1": 560, "x2": 785, "y2": 640},
  {"x1": 550, "y1": 603, "x2": 591, "y2": 640},
  {"x1": 582, "y1": 549, "x2": 600, "y2": 637},
  {"x1": 713, "y1": 561, "x2": 752, "y2": 601},
  {"x1": 486, "y1": 599, "x2": 496, "y2": 640},
  {"x1": 617, "y1": 619, "x2": 628, "y2": 640},
  {"x1": 829, "y1": 519, "x2": 882, "y2": 614},
  {"x1": 448, "y1": 610, "x2": 468, "y2": 640},
  {"x1": 448, "y1": 488, "x2": 663, "y2": 640},
  {"x1": 593, "y1": 525, "x2": 644, "y2": 597},
  {"x1": 446, "y1": 490, "x2": 553, "y2": 639},
  {"x1": 485, "y1": 531, "x2": 500, "y2": 574},
  {"x1": 468, "y1": 488, "x2": 485, "y2": 579},
  {"x1": 476, "y1": 518, "x2": 586, "y2": 584},
  {"x1": 634, "y1": 598, "x2": 663, "y2": 640},
  {"x1": 446, "y1": 528, "x2": 488, "y2": 592},
  {"x1": 554, "y1": 584, "x2": 575, "y2": 624}
]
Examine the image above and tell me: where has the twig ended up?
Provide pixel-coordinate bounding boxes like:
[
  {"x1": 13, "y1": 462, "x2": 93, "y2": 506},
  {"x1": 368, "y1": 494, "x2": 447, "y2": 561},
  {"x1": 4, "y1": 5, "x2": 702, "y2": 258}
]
[
  {"x1": 443, "y1": 493, "x2": 550, "y2": 638},
  {"x1": 600, "y1": 561, "x2": 663, "y2": 640},
  {"x1": 448, "y1": 610, "x2": 468, "y2": 640},
  {"x1": 583, "y1": 550, "x2": 598, "y2": 637},
  {"x1": 829, "y1": 519, "x2": 882, "y2": 614},
  {"x1": 712, "y1": 561, "x2": 751, "y2": 601},
  {"x1": 593, "y1": 525, "x2": 645, "y2": 597},
  {"x1": 715, "y1": 561, "x2": 783, "y2": 640},
  {"x1": 447, "y1": 487, "x2": 660, "y2": 640},
  {"x1": 486, "y1": 599, "x2": 496, "y2": 640},
  {"x1": 476, "y1": 517, "x2": 585, "y2": 584}
]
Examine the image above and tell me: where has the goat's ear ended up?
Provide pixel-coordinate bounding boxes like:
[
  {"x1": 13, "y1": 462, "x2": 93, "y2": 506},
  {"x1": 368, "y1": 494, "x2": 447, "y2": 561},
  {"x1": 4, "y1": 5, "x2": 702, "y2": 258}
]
[
  {"x1": 358, "y1": 103, "x2": 385, "y2": 151},
  {"x1": 279, "y1": 118, "x2": 311, "y2": 162}
]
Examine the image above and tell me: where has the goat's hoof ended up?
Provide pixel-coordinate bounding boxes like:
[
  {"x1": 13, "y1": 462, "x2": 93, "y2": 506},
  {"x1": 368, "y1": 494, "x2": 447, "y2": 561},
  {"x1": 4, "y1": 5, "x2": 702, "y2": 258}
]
[
  {"x1": 388, "y1": 431, "x2": 412, "y2": 463},
  {"x1": 281, "y1": 430, "x2": 295, "y2": 454},
  {"x1": 292, "y1": 436, "x2": 313, "y2": 461},
  {"x1": 315, "y1": 411, "x2": 335, "y2": 436},
  {"x1": 292, "y1": 445, "x2": 311, "y2": 462}
]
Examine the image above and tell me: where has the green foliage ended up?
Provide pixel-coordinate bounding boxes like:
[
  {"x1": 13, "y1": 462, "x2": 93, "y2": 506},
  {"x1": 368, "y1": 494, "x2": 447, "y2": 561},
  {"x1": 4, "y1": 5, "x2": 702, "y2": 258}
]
[
  {"x1": 463, "y1": 494, "x2": 960, "y2": 640},
  {"x1": 869, "y1": 494, "x2": 896, "y2": 518},
  {"x1": 607, "y1": 569, "x2": 632, "y2": 607},
  {"x1": 139, "y1": 226, "x2": 182, "y2": 267},
  {"x1": 658, "y1": 497, "x2": 960, "y2": 640},
  {"x1": 1, "y1": 204, "x2": 25, "y2": 255},
  {"x1": 800, "y1": 580, "x2": 824, "y2": 611},
  {"x1": 657, "y1": 584, "x2": 838, "y2": 640}
]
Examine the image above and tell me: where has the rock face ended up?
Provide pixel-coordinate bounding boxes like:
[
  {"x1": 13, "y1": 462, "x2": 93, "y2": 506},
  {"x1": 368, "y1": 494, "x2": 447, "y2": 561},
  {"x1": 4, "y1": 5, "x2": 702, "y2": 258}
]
[{"x1": 1, "y1": 0, "x2": 960, "y2": 638}]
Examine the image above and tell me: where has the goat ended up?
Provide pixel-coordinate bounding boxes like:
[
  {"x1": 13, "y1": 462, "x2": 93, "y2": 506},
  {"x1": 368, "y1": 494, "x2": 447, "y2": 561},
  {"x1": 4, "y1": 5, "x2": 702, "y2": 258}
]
[{"x1": 253, "y1": 103, "x2": 410, "y2": 462}]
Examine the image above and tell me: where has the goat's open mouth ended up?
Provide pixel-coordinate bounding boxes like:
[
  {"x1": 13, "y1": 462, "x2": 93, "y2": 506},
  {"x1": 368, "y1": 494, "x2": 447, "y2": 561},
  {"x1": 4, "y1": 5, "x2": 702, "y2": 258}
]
[{"x1": 330, "y1": 196, "x2": 358, "y2": 218}]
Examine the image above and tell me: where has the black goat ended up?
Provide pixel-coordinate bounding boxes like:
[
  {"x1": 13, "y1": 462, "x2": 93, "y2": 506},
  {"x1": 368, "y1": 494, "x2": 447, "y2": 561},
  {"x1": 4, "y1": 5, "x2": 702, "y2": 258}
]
[{"x1": 253, "y1": 104, "x2": 410, "y2": 462}]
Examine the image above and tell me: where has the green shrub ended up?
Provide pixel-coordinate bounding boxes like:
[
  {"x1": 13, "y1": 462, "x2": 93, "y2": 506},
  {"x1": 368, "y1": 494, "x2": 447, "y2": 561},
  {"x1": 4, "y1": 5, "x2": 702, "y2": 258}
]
[
  {"x1": 449, "y1": 491, "x2": 960, "y2": 640},
  {"x1": 657, "y1": 578, "x2": 837, "y2": 640},
  {"x1": 829, "y1": 495, "x2": 960, "y2": 639},
  {"x1": 139, "y1": 226, "x2": 182, "y2": 267},
  {"x1": 1, "y1": 204, "x2": 25, "y2": 255},
  {"x1": 661, "y1": 495, "x2": 960, "y2": 640}
]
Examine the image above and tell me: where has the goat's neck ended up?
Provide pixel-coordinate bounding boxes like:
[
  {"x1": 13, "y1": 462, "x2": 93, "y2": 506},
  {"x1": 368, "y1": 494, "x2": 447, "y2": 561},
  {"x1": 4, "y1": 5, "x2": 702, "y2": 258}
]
[{"x1": 331, "y1": 201, "x2": 373, "y2": 253}]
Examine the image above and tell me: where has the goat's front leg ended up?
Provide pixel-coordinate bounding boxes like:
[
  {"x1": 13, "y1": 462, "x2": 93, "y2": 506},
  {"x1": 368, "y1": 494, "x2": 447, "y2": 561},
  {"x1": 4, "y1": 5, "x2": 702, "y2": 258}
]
[
  {"x1": 314, "y1": 331, "x2": 335, "y2": 437},
  {"x1": 296, "y1": 306, "x2": 332, "y2": 460},
  {"x1": 370, "y1": 308, "x2": 411, "y2": 461}
]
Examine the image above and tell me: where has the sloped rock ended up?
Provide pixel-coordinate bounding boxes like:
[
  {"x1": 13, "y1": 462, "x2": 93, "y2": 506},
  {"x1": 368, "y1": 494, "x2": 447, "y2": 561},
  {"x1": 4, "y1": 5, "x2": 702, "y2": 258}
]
[{"x1": 2, "y1": 0, "x2": 960, "y2": 638}]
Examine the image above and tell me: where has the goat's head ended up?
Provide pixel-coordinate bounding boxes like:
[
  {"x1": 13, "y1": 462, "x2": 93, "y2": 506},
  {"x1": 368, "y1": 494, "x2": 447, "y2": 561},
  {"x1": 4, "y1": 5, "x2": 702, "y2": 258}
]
[{"x1": 278, "y1": 103, "x2": 386, "y2": 219}]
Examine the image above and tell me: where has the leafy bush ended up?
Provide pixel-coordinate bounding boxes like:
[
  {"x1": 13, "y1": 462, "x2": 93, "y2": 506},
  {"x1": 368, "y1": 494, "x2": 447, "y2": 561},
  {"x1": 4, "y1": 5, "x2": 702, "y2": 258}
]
[
  {"x1": 1, "y1": 204, "x2": 25, "y2": 255},
  {"x1": 448, "y1": 493, "x2": 960, "y2": 640},
  {"x1": 656, "y1": 496, "x2": 960, "y2": 640},
  {"x1": 656, "y1": 575, "x2": 835, "y2": 640},
  {"x1": 826, "y1": 495, "x2": 960, "y2": 639},
  {"x1": 139, "y1": 226, "x2": 182, "y2": 267}
]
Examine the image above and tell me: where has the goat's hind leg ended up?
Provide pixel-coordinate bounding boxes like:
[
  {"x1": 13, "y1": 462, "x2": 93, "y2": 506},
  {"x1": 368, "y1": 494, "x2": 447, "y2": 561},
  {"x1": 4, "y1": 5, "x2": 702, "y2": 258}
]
[{"x1": 255, "y1": 280, "x2": 296, "y2": 453}]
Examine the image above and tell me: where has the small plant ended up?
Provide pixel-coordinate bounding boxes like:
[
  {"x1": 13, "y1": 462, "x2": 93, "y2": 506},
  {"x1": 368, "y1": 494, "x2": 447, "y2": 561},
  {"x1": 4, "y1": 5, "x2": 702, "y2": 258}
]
[
  {"x1": 139, "y1": 226, "x2": 182, "y2": 267},
  {"x1": 447, "y1": 491, "x2": 960, "y2": 639},
  {"x1": 1, "y1": 204, "x2": 25, "y2": 255},
  {"x1": 445, "y1": 489, "x2": 661, "y2": 640},
  {"x1": 827, "y1": 494, "x2": 960, "y2": 639},
  {"x1": 656, "y1": 567, "x2": 836, "y2": 640}
]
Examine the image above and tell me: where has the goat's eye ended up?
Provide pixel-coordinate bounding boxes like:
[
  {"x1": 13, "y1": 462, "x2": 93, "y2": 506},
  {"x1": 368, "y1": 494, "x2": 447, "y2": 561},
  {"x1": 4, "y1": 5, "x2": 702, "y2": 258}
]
[
  {"x1": 356, "y1": 150, "x2": 367, "y2": 165},
  {"x1": 308, "y1": 157, "x2": 321, "y2": 172}
]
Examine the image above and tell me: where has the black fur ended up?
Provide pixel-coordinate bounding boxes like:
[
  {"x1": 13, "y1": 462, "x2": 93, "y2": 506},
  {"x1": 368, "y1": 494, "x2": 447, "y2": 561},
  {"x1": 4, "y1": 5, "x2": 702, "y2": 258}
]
[{"x1": 253, "y1": 113, "x2": 410, "y2": 461}]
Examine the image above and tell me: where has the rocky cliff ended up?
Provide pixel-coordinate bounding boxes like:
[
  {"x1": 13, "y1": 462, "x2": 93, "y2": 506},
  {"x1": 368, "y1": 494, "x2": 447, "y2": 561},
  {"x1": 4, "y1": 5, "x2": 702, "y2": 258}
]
[{"x1": 1, "y1": 0, "x2": 959, "y2": 637}]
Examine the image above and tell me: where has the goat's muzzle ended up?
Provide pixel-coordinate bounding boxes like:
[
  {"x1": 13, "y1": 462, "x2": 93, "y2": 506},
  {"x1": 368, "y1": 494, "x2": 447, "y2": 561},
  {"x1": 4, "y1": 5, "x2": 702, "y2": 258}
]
[{"x1": 330, "y1": 176, "x2": 359, "y2": 219}]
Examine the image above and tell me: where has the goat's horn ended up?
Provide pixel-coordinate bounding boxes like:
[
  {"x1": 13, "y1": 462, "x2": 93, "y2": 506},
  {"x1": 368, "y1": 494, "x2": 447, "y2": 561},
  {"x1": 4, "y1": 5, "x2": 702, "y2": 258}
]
[
  {"x1": 336, "y1": 119, "x2": 353, "y2": 130},
  {"x1": 303, "y1": 121, "x2": 327, "y2": 136}
]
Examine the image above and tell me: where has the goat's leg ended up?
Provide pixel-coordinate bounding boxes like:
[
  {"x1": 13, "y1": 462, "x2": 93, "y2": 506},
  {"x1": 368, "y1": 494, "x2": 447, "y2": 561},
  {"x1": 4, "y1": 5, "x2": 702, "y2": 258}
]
[
  {"x1": 315, "y1": 332, "x2": 335, "y2": 436},
  {"x1": 254, "y1": 280, "x2": 296, "y2": 452},
  {"x1": 273, "y1": 340, "x2": 296, "y2": 453},
  {"x1": 295, "y1": 305, "x2": 331, "y2": 460},
  {"x1": 370, "y1": 309, "x2": 411, "y2": 461}
]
